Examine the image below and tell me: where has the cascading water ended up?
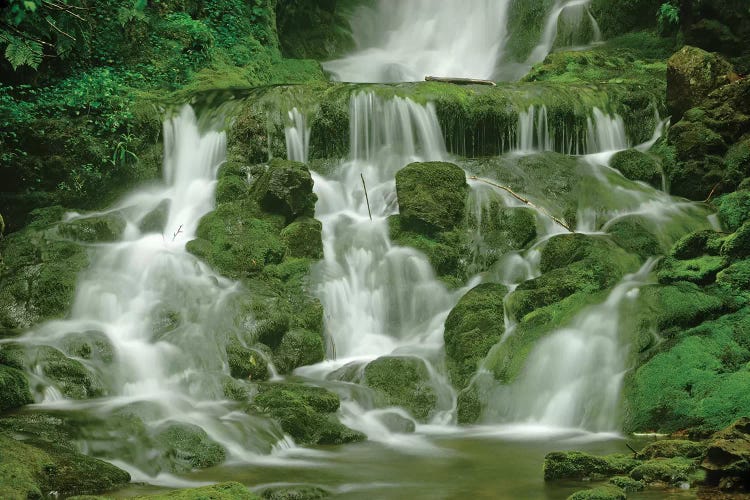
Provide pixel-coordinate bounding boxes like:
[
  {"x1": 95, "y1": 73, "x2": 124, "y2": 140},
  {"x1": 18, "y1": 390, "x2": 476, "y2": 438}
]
[
  {"x1": 525, "y1": 0, "x2": 602, "y2": 67},
  {"x1": 13, "y1": 106, "x2": 289, "y2": 479},
  {"x1": 324, "y1": 0, "x2": 512, "y2": 82}
]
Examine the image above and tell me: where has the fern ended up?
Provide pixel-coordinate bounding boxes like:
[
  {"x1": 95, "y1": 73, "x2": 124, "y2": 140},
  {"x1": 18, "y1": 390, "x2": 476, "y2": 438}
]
[{"x1": 4, "y1": 37, "x2": 43, "y2": 70}]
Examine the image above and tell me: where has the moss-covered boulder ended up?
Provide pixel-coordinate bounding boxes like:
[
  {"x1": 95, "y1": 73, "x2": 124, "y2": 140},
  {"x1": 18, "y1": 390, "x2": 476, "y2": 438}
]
[
  {"x1": 610, "y1": 149, "x2": 662, "y2": 188},
  {"x1": 629, "y1": 457, "x2": 701, "y2": 485},
  {"x1": 226, "y1": 340, "x2": 271, "y2": 381},
  {"x1": 280, "y1": 217, "x2": 323, "y2": 259},
  {"x1": 134, "y1": 482, "x2": 259, "y2": 499},
  {"x1": 722, "y1": 221, "x2": 750, "y2": 259},
  {"x1": 273, "y1": 329, "x2": 325, "y2": 374},
  {"x1": 0, "y1": 434, "x2": 130, "y2": 498},
  {"x1": 138, "y1": 199, "x2": 171, "y2": 234},
  {"x1": 154, "y1": 422, "x2": 226, "y2": 472},
  {"x1": 543, "y1": 451, "x2": 639, "y2": 481},
  {"x1": 363, "y1": 356, "x2": 438, "y2": 422},
  {"x1": 443, "y1": 283, "x2": 507, "y2": 389},
  {"x1": 567, "y1": 485, "x2": 626, "y2": 500},
  {"x1": 608, "y1": 475, "x2": 644, "y2": 493},
  {"x1": 607, "y1": 216, "x2": 663, "y2": 259},
  {"x1": 388, "y1": 215, "x2": 464, "y2": 279},
  {"x1": 58, "y1": 212, "x2": 127, "y2": 243},
  {"x1": 0, "y1": 365, "x2": 33, "y2": 411},
  {"x1": 717, "y1": 259, "x2": 750, "y2": 290},
  {"x1": 251, "y1": 383, "x2": 364, "y2": 446},
  {"x1": 656, "y1": 255, "x2": 729, "y2": 285},
  {"x1": 20, "y1": 345, "x2": 106, "y2": 399},
  {"x1": 666, "y1": 46, "x2": 734, "y2": 122},
  {"x1": 717, "y1": 190, "x2": 750, "y2": 232},
  {"x1": 395, "y1": 162, "x2": 468, "y2": 235},
  {"x1": 250, "y1": 159, "x2": 317, "y2": 222},
  {"x1": 636, "y1": 440, "x2": 707, "y2": 460},
  {"x1": 259, "y1": 485, "x2": 328, "y2": 500},
  {"x1": 668, "y1": 119, "x2": 727, "y2": 164},
  {"x1": 701, "y1": 417, "x2": 750, "y2": 490},
  {"x1": 62, "y1": 331, "x2": 115, "y2": 363},
  {"x1": 671, "y1": 230, "x2": 726, "y2": 259}
]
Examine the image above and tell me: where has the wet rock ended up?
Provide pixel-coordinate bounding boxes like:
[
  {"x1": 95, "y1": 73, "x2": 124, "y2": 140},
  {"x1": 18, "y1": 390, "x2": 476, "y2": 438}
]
[
  {"x1": 251, "y1": 383, "x2": 364, "y2": 446},
  {"x1": 251, "y1": 159, "x2": 317, "y2": 222},
  {"x1": 0, "y1": 364, "x2": 33, "y2": 411},
  {"x1": 226, "y1": 340, "x2": 271, "y2": 381},
  {"x1": 280, "y1": 217, "x2": 323, "y2": 259},
  {"x1": 636, "y1": 440, "x2": 707, "y2": 460},
  {"x1": 716, "y1": 260, "x2": 750, "y2": 291},
  {"x1": 363, "y1": 356, "x2": 438, "y2": 422},
  {"x1": 456, "y1": 385, "x2": 481, "y2": 425},
  {"x1": 137, "y1": 481, "x2": 258, "y2": 499},
  {"x1": 608, "y1": 475, "x2": 644, "y2": 493},
  {"x1": 610, "y1": 149, "x2": 662, "y2": 188},
  {"x1": 567, "y1": 485, "x2": 626, "y2": 500},
  {"x1": 656, "y1": 255, "x2": 728, "y2": 286},
  {"x1": 629, "y1": 457, "x2": 701, "y2": 486},
  {"x1": 702, "y1": 417, "x2": 750, "y2": 490},
  {"x1": 395, "y1": 161, "x2": 468, "y2": 235},
  {"x1": 377, "y1": 411, "x2": 416, "y2": 433},
  {"x1": 62, "y1": 331, "x2": 115, "y2": 363},
  {"x1": 0, "y1": 434, "x2": 130, "y2": 498},
  {"x1": 388, "y1": 214, "x2": 464, "y2": 279},
  {"x1": 138, "y1": 199, "x2": 170, "y2": 234},
  {"x1": 667, "y1": 46, "x2": 733, "y2": 122},
  {"x1": 543, "y1": 451, "x2": 639, "y2": 481},
  {"x1": 671, "y1": 230, "x2": 726, "y2": 259},
  {"x1": 721, "y1": 221, "x2": 750, "y2": 259},
  {"x1": 154, "y1": 422, "x2": 226, "y2": 472},
  {"x1": 668, "y1": 120, "x2": 727, "y2": 163},
  {"x1": 273, "y1": 328, "x2": 325, "y2": 374},
  {"x1": 717, "y1": 190, "x2": 750, "y2": 233},
  {"x1": 58, "y1": 212, "x2": 127, "y2": 243},
  {"x1": 607, "y1": 215, "x2": 664, "y2": 259},
  {"x1": 24, "y1": 345, "x2": 106, "y2": 399},
  {"x1": 260, "y1": 485, "x2": 328, "y2": 500},
  {"x1": 444, "y1": 283, "x2": 507, "y2": 389}
]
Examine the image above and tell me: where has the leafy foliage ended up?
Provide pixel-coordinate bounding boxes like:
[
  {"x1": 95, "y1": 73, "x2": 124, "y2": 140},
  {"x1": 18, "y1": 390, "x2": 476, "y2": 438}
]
[{"x1": 657, "y1": 2, "x2": 680, "y2": 34}]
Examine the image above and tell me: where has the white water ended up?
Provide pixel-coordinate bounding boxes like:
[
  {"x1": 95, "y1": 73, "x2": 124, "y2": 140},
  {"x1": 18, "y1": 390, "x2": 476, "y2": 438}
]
[
  {"x1": 285, "y1": 107, "x2": 310, "y2": 163},
  {"x1": 525, "y1": 0, "x2": 601, "y2": 67},
  {"x1": 324, "y1": 0, "x2": 512, "y2": 82}
]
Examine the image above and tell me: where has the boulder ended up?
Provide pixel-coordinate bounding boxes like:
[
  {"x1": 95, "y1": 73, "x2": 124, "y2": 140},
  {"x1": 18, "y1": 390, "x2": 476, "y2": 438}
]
[
  {"x1": 636, "y1": 440, "x2": 707, "y2": 460},
  {"x1": 226, "y1": 340, "x2": 271, "y2": 381},
  {"x1": 395, "y1": 162, "x2": 468, "y2": 235},
  {"x1": 0, "y1": 364, "x2": 33, "y2": 411},
  {"x1": 251, "y1": 159, "x2": 317, "y2": 222},
  {"x1": 363, "y1": 356, "x2": 438, "y2": 422},
  {"x1": 701, "y1": 417, "x2": 750, "y2": 490},
  {"x1": 721, "y1": 221, "x2": 750, "y2": 259},
  {"x1": 567, "y1": 485, "x2": 626, "y2": 500},
  {"x1": 629, "y1": 457, "x2": 700, "y2": 486},
  {"x1": 610, "y1": 149, "x2": 662, "y2": 188},
  {"x1": 666, "y1": 46, "x2": 733, "y2": 122},
  {"x1": 717, "y1": 190, "x2": 750, "y2": 232},
  {"x1": 259, "y1": 485, "x2": 328, "y2": 500},
  {"x1": 543, "y1": 451, "x2": 638, "y2": 481},
  {"x1": 138, "y1": 199, "x2": 170, "y2": 234},
  {"x1": 272, "y1": 328, "x2": 325, "y2": 374},
  {"x1": 154, "y1": 422, "x2": 226, "y2": 472},
  {"x1": 280, "y1": 217, "x2": 323, "y2": 259},
  {"x1": 58, "y1": 212, "x2": 126, "y2": 243},
  {"x1": 135, "y1": 482, "x2": 258, "y2": 499}
]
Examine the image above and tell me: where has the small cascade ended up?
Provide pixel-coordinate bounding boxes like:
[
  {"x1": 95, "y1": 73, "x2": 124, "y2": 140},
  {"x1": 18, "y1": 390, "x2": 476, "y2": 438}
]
[
  {"x1": 515, "y1": 105, "x2": 553, "y2": 153},
  {"x1": 304, "y1": 92, "x2": 458, "y2": 430},
  {"x1": 285, "y1": 107, "x2": 310, "y2": 163},
  {"x1": 586, "y1": 107, "x2": 629, "y2": 153},
  {"x1": 526, "y1": 0, "x2": 600, "y2": 67},
  {"x1": 486, "y1": 261, "x2": 656, "y2": 431},
  {"x1": 324, "y1": 0, "x2": 512, "y2": 82}
]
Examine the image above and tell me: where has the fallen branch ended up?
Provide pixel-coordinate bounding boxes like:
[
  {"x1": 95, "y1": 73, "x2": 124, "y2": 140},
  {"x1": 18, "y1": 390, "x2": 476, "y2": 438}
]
[
  {"x1": 625, "y1": 442, "x2": 638, "y2": 457},
  {"x1": 468, "y1": 176, "x2": 574, "y2": 233},
  {"x1": 361, "y1": 173, "x2": 372, "y2": 221},
  {"x1": 703, "y1": 182, "x2": 721, "y2": 203},
  {"x1": 426, "y1": 76, "x2": 497, "y2": 86},
  {"x1": 172, "y1": 224, "x2": 183, "y2": 241}
]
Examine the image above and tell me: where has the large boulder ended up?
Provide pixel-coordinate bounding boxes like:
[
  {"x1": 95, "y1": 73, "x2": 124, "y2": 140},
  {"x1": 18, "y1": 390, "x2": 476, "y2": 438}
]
[
  {"x1": 272, "y1": 328, "x2": 325, "y2": 374},
  {"x1": 702, "y1": 417, "x2": 750, "y2": 490},
  {"x1": 610, "y1": 149, "x2": 662, "y2": 188},
  {"x1": 543, "y1": 451, "x2": 639, "y2": 481},
  {"x1": 154, "y1": 422, "x2": 227, "y2": 472},
  {"x1": 363, "y1": 356, "x2": 438, "y2": 422},
  {"x1": 0, "y1": 364, "x2": 33, "y2": 411},
  {"x1": 250, "y1": 159, "x2": 317, "y2": 222},
  {"x1": 395, "y1": 162, "x2": 468, "y2": 235},
  {"x1": 666, "y1": 46, "x2": 733, "y2": 122},
  {"x1": 443, "y1": 283, "x2": 507, "y2": 389},
  {"x1": 58, "y1": 212, "x2": 126, "y2": 243}
]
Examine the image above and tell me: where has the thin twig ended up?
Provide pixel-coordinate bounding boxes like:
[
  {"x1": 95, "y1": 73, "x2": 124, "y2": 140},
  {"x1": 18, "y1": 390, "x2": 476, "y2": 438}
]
[
  {"x1": 44, "y1": 18, "x2": 76, "y2": 41},
  {"x1": 172, "y1": 224, "x2": 183, "y2": 241},
  {"x1": 703, "y1": 182, "x2": 721, "y2": 203},
  {"x1": 361, "y1": 173, "x2": 372, "y2": 221},
  {"x1": 469, "y1": 176, "x2": 573, "y2": 233},
  {"x1": 625, "y1": 443, "x2": 638, "y2": 457}
]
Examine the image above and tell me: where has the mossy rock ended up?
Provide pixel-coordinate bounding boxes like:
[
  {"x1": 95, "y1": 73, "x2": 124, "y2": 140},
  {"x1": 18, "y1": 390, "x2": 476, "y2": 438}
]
[
  {"x1": 62, "y1": 331, "x2": 115, "y2": 363},
  {"x1": 702, "y1": 417, "x2": 750, "y2": 487},
  {"x1": 363, "y1": 356, "x2": 438, "y2": 422},
  {"x1": 259, "y1": 485, "x2": 328, "y2": 500},
  {"x1": 272, "y1": 328, "x2": 325, "y2": 374},
  {"x1": 24, "y1": 345, "x2": 105, "y2": 399},
  {"x1": 250, "y1": 159, "x2": 317, "y2": 222},
  {"x1": 388, "y1": 215, "x2": 464, "y2": 278},
  {"x1": 216, "y1": 175, "x2": 249, "y2": 205},
  {"x1": 668, "y1": 120, "x2": 727, "y2": 164},
  {"x1": 608, "y1": 475, "x2": 644, "y2": 493},
  {"x1": 395, "y1": 162, "x2": 468, "y2": 235},
  {"x1": 443, "y1": 283, "x2": 507, "y2": 389},
  {"x1": 656, "y1": 255, "x2": 729, "y2": 286},
  {"x1": 280, "y1": 217, "x2": 323, "y2": 259},
  {"x1": 226, "y1": 340, "x2": 271, "y2": 381},
  {"x1": 456, "y1": 385, "x2": 481, "y2": 425},
  {"x1": 251, "y1": 383, "x2": 364, "y2": 446},
  {"x1": 466, "y1": 193, "x2": 537, "y2": 258},
  {"x1": 138, "y1": 199, "x2": 170, "y2": 234},
  {"x1": 610, "y1": 149, "x2": 662, "y2": 188},
  {"x1": 636, "y1": 440, "x2": 707, "y2": 460},
  {"x1": 629, "y1": 457, "x2": 700, "y2": 485},
  {"x1": 134, "y1": 482, "x2": 259, "y2": 499},
  {"x1": 717, "y1": 190, "x2": 750, "y2": 232},
  {"x1": 0, "y1": 434, "x2": 130, "y2": 498},
  {"x1": 722, "y1": 221, "x2": 750, "y2": 259},
  {"x1": 717, "y1": 259, "x2": 750, "y2": 291},
  {"x1": 671, "y1": 230, "x2": 726, "y2": 259},
  {"x1": 637, "y1": 282, "x2": 727, "y2": 334},
  {"x1": 154, "y1": 422, "x2": 226, "y2": 472},
  {"x1": 666, "y1": 46, "x2": 734, "y2": 122},
  {"x1": 607, "y1": 215, "x2": 664, "y2": 259},
  {"x1": 58, "y1": 212, "x2": 127, "y2": 243},
  {"x1": 0, "y1": 365, "x2": 33, "y2": 411},
  {"x1": 567, "y1": 485, "x2": 626, "y2": 500},
  {"x1": 543, "y1": 451, "x2": 639, "y2": 481}
]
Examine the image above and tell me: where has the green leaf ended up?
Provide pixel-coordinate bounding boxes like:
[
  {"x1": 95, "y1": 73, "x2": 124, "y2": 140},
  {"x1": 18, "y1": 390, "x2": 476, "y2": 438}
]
[
  {"x1": 4, "y1": 39, "x2": 43, "y2": 70},
  {"x1": 23, "y1": 1, "x2": 37, "y2": 12}
]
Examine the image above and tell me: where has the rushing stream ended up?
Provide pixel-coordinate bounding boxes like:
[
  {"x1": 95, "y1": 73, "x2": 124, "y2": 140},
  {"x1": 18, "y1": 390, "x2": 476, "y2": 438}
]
[{"x1": 3, "y1": 1, "x2": 721, "y2": 499}]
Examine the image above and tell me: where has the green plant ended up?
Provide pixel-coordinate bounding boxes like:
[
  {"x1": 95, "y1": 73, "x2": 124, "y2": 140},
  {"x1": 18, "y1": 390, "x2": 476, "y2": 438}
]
[{"x1": 657, "y1": 2, "x2": 680, "y2": 34}]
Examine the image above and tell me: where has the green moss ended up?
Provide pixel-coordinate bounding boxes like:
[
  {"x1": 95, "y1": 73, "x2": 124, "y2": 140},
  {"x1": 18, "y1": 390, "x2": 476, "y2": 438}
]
[
  {"x1": 657, "y1": 256, "x2": 729, "y2": 285},
  {"x1": 607, "y1": 216, "x2": 664, "y2": 259},
  {"x1": 717, "y1": 259, "x2": 750, "y2": 291},
  {"x1": 443, "y1": 283, "x2": 507, "y2": 389},
  {"x1": 0, "y1": 434, "x2": 130, "y2": 498},
  {"x1": 363, "y1": 356, "x2": 438, "y2": 422},
  {"x1": 717, "y1": 190, "x2": 750, "y2": 233},
  {"x1": 154, "y1": 422, "x2": 226, "y2": 472},
  {"x1": 629, "y1": 457, "x2": 701, "y2": 485},
  {"x1": 567, "y1": 485, "x2": 626, "y2": 500},
  {"x1": 226, "y1": 340, "x2": 271, "y2": 381},
  {"x1": 258, "y1": 485, "x2": 328, "y2": 500},
  {"x1": 395, "y1": 162, "x2": 468, "y2": 235},
  {"x1": 138, "y1": 200, "x2": 170, "y2": 235},
  {"x1": 272, "y1": 329, "x2": 325, "y2": 374},
  {"x1": 134, "y1": 482, "x2": 258, "y2": 499},
  {"x1": 58, "y1": 213, "x2": 127, "y2": 243},
  {"x1": 0, "y1": 365, "x2": 33, "y2": 411},
  {"x1": 388, "y1": 216, "x2": 464, "y2": 279},
  {"x1": 671, "y1": 230, "x2": 726, "y2": 259},
  {"x1": 23, "y1": 345, "x2": 105, "y2": 399},
  {"x1": 62, "y1": 331, "x2": 115, "y2": 363},
  {"x1": 666, "y1": 46, "x2": 734, "y2": 122},
  {"x1": 280, "y1": 217, "x2": 323, "y2": 259},
  {"x1": 456, "y1": 386, "x2": 481, "y2": 425},
  {"x1": 216, "y1": 175, "x2": 249, "y2": 205},
  {"x1": 608, "y1": 476, "x2": 644, "y2": 493},
  {"x1": 251, "y1": 159, "x2": 317, "y2": 223},
  {"x1": 722, "y1": 221, "x2": 750, "y2": 259},
  {"x1": 543, "y1": 451, "x2": 639, "y2": 481},
  {"x1": 610, "y1": 149, "x2": 662, "y2": 188},
  {"x1": 637, "y1": 282, "x2": 728, "y2": 334},
  {"x1": 635, "y1": 440, "x2": 707, "y2": 460}
]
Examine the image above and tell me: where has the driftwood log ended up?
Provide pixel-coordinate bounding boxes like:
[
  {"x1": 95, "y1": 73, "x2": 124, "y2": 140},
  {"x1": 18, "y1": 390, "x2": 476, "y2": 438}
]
[{"x1": 425, "y1": 76, "x2": 497, "y2": 86}]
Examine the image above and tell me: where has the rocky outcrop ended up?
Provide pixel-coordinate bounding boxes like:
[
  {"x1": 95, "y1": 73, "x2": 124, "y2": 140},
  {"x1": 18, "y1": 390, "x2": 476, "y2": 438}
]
[
  {"x1": 363, "y1": 356, "x2": 439, "y2": 422},
  {"x1": 702, "y1": 417, "x2": 750, "y2": 490},
  {"x1": 666, "y1": 46, "x2": 734, "y2": 122}
]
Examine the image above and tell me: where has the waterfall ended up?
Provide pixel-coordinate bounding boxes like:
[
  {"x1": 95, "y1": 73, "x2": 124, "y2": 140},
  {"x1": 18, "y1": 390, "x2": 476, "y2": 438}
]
[
  {"x1": 586, "y1": 107, "x2": 629, "y2": 153},
  {"x1": 301, "y1": 93, "x2": 457, "y2": 432},
  {"x1": 525, "y1": 0, "x2": 599, "y2": 67},
  {"x1": 487, "y1": 261, "x2": 656, "y2": 431},
  {"x1": 285, "y1": 107, "x2": 310, "y2": 163},
  {"x1": 18, "y1": 106, "x2": 287, "y2": 474},
  {"x1": 515, "y1": 105, "x2": 553, "y2": 153},
  {"x1": 324, "y1": 0, "x2": 512, "y2": 82}
]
